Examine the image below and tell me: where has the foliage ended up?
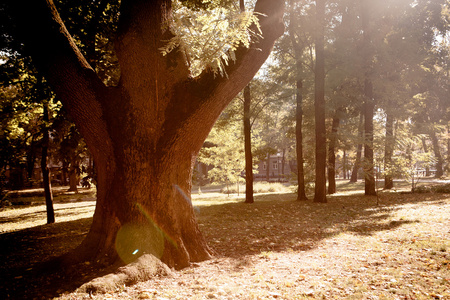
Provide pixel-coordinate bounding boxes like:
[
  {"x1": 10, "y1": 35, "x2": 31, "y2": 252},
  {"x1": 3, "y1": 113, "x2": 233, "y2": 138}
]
[
  {"x1": 198, "y1": 107, "x2": 245, "y2": 184},
  {"x1": 161, "y1": 0, "x2": 262, "y2": 76}
]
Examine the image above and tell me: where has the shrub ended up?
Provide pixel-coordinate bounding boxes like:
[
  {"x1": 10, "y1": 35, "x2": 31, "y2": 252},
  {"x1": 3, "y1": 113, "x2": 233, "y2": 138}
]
[{"x1": 220, "y1": 182, "x2": 290, "y2": 194}]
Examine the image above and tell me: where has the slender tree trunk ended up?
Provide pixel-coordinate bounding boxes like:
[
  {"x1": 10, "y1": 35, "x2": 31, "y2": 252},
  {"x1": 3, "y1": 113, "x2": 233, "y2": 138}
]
[
  {"x1": 62, "y1": 161, "x2": 68, "y2": 186},
  {"x1": 384, "y1": 113, "x2": 394, "y2": 189},
  {"x1": 327, "y1": 111, "x2": 340, "y2": 194},
  {"x1": 243, "y1": 85, "x2": 254, "y2": 204},
  {"x1": 26, "y1": 135, "x2": 37, "y2": 185},
  {"x1": 41, "y1": 101, "x2": 55, "y2": 224},
  {"x1": 447, "y1": 124, "x2": 450, "y2": 174},
  {"x1": 421, "y1": 137, "x2": 431, "y2": 176},
  {"x1": 343, "y1": 149, "x2": 347, "y2": 179},
  {"x1": 68, "y1": 160, "x2": 79, "y2": 193},
  {"x1": 314, "y1": 0, "x2": 327, "y2": 203},
  {"x1": 288, "y1": 0, "x2": 308, "y2": 201},
  {"x1": 429, "y1": 128, "x2": 444, "y2": 178},
  {"x1": 296, "y1": 78, "x2": 308, "y2": 200},
  {"x1": 350, "y1": 113, "x2": 363, "y2": 182},
  {"x1": 266, "y1": 152, "x2": 271, "y2": 182},
  {"x1": 361, "y1": 0, "x2": 376, "y2": 196},
  {"x1": 363, "y1": 81, "x2": 376, "y2": 195}
]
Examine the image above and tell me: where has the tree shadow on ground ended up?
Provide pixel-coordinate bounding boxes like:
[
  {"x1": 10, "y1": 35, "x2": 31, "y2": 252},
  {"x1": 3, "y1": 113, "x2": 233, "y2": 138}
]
[
  {"x1": 196, "y1": 192, "x2": 448, "y2": 259},
  {"x1": 0, "y1": 192, "x2": 448, "y2": 299}
]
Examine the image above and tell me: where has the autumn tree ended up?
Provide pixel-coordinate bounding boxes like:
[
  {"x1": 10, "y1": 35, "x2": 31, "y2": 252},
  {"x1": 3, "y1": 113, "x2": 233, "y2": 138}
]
[{"x1": 4, "y1": 0, "x2": 285, "y2": 269}]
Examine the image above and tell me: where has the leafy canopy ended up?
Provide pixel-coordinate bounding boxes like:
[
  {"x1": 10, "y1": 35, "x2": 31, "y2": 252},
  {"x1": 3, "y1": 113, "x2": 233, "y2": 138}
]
[{"x1": 161, "y1": 0, "x2": 262, "y2": 77}]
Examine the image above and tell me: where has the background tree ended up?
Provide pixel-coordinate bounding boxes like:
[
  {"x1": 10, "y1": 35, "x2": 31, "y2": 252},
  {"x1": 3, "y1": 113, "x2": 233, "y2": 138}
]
[
  {"x1": 313, "y1": 0, "x2": 327, "y2": 202},
  {"x1": 243, "y1": 84, "x2": 254, "y2": 203}
]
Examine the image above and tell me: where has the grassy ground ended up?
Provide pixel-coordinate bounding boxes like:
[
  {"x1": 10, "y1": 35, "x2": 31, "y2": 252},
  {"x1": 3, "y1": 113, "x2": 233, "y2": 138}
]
[{"x1": 1, "y1": 181, "x2": 449, "y2": 299}]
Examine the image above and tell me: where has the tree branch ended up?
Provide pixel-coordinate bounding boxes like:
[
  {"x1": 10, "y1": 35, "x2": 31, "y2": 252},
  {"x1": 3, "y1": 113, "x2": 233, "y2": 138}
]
[{"x1": 183, "y1": 0, "x2": 285, "y2": 120}]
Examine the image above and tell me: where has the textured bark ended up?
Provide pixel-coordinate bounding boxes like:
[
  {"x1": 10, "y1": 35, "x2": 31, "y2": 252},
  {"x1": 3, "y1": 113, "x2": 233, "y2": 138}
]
[
  {"x1": 243, "y1": 85, "x2": 254, "y2": 204},
  {"x1": 314, "y1": 0, "x2": 327, "y2": 203},
  {"x1": 6, "y1": 0, "x2": 285, "y2": 269}
]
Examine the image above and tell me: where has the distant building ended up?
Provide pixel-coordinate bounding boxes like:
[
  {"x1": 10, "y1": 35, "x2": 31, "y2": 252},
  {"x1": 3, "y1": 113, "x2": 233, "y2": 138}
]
[{"x1": 254, "y1": 152, "x2": 294, "y2": 182}]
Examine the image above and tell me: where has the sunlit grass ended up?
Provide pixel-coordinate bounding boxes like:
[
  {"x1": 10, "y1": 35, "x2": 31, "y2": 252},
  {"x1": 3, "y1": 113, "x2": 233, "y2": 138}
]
[{"x1": 1, "y1": 188, "x2": 96, "y2": 233}]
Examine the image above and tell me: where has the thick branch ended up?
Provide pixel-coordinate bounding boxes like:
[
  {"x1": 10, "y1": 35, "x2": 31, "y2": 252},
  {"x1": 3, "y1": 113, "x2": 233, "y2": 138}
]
[
  {"x1": 194, "y1": 0, "x2": 284, "y2": 96},
  {"x1": 115, "y1": 0, "x2": 190, "y2": 88}
]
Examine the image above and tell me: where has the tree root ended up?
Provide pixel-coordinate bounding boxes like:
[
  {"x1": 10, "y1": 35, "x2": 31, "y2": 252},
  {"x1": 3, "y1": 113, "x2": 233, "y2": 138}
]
[{"x1": 77, "y1": 254, "x2": 172, "y2": 294}]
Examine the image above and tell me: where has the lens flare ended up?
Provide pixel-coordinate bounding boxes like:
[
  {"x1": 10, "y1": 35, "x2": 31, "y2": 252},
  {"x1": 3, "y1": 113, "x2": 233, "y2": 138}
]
[
  {"x1": 174, "y1": 184, "x2": 200, "y2": 213},
  {"x1": 115, "y1": 221, "x2": 164, "y2": 264}
]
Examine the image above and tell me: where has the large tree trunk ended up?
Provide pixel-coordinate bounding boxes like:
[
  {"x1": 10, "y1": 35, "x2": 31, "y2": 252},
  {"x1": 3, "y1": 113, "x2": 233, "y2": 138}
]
[
  {"x1": 41, "y1": 101, "x2": 55, "y2": 224},
  {"x1": 243, "y1": 85, "x2": 254, "y2": 204},
  {"x1": 361, "y1": 0, "x2": 376, "y2": 196},
  {"x1": 7, "y1": 0, "x2": 285, "y2": 270},
  {"x1": 314, "y1": 0, "x2": 327, "y2": 203},
  {"x1": 384, "y1": 112, "x2": 394, "y2": 189},
  {"x1": 327, "y1": 111, "x2": 340, "y2": 194}
]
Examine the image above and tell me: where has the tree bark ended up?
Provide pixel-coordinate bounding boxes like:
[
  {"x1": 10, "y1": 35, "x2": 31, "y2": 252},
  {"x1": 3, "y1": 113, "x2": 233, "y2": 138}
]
[
  {"x1": 6, "y1": 0, "x2": 285, "y2": 269},
  {"x1": 384, "y1": 112, "x2": 394, "y2": 189},
  {"x1": 243, "y1": 85, "x2": 254, "y2": 204},
  {"x1": 41, "y1": 101, "x2": 55, "y2": 224},
  {"x1": 327, "y1": 111, "x2": 340, "y2": 194},
  {"x1": 314, "y1": 0, "x2": 327, "y2": 203}
]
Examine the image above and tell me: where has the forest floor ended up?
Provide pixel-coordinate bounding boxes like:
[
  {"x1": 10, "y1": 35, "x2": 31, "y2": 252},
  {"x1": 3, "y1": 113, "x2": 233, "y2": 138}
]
[{"x1": 0, "y1": 180, "x2": 449, "y2": 299}]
